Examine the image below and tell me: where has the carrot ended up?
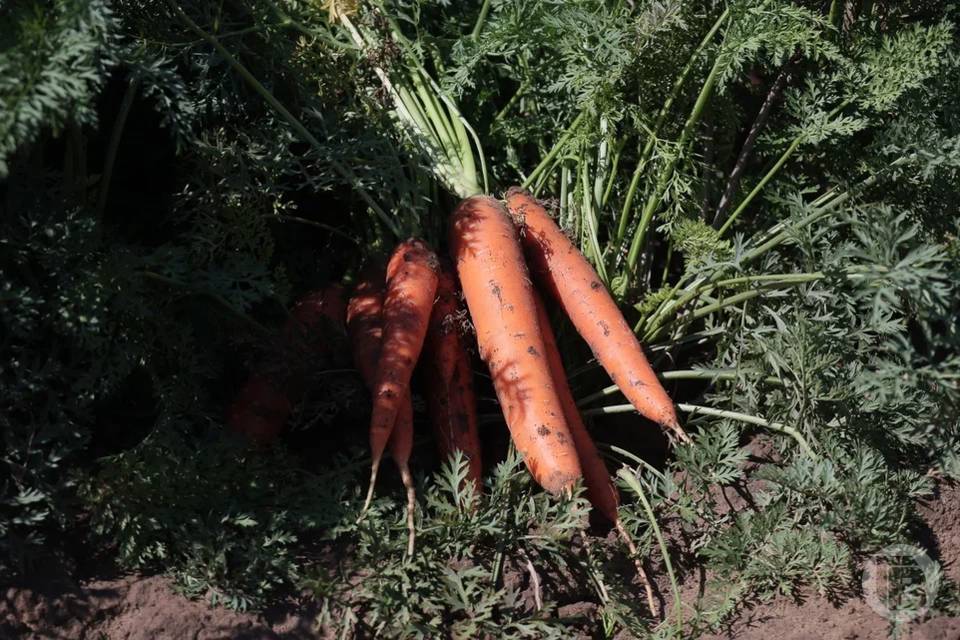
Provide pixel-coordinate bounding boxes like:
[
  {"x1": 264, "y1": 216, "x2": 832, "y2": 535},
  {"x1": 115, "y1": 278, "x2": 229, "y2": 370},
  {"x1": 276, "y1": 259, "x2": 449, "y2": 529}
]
[
  {"x1": 531, "y1": 290, "x2": 618, "y2": 521},
  {"x1": 506, "y1": 187, "x2": 689, "y2": 444},
  {"x1": 532, "y1": 290, "x2": 658, "y2": 615},
  {"x1": 228, "y1": 285, "x2": 346, "y2": 445},
  {"x1": 347, "y1": 264, "x2": 418, "y2": 554},
  {"x1": 346, "y1": 264, "x2": 387, "y2": 387},
  {"x1": 226, "y1": 374, "x2": 292, "y2": 445},
  {"x1": 363, "y1": 240, "x2": 438, "y2": 521},
  {"x1": 424, "y1": 261, "x2": 483, "y2": 489},
  {"x1": 448, "y1": 195, "x2": 582, "y2": 494},
  {"x1": 284, "y1": 283, "x2": 347, "y2": 350}
]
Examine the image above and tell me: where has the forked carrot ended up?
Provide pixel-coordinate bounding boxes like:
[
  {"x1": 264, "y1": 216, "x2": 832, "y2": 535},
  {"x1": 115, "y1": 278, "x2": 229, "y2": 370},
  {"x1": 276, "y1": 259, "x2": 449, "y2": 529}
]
[
  {"x1": 506, "y1": 187, "x2": 689, "y2": 444},
  {"x1": 364, "y1": 240, "x2": 438, "y2": 515},
  {"x1": 347, "y1": 263, "x2": 418, "y2": 554},
  {"x1": 424, "y1": 261, "x2": 483, "y2": 489},
  {"x1": 532, "y1": 290, "x2": 658, "y2": 615},
  {"x1": 449, "y1": 195, "x2": 582, "y2": 494}
]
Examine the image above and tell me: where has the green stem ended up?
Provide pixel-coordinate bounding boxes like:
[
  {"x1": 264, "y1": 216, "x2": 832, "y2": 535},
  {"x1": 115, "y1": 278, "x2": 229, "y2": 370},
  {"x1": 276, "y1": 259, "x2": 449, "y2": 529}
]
[
  {"x1": 96, "y1": 77, "x2": 139, "y2": 220},
  {"x1": 676, "y1": 403, "x2": 817, "y2": 459},
  {"x1": 616, "y1": 470, "x2": 683, "y2": 634},
  {"x1": 659, "y1": 239, "x2": 673, "y2": 287},
  {"x1": 641, "y1": 272, "x2": 824, "y2": 335},
  {"x1": 580, "y1": 155, "x2": 609, "y2": 283},
  {"x1": 168, "y1": 2, "x2": 398, "y2": 236},
  {"x1": 625, "y1": 51, "x2": 726, "y2": 272},
  {"x1": 521, "y1": 111, "x2": 586, "y2": 189},
  {"x1": 493, "y1": 80, "x2": 529, "y2": 125},
  {"x1": 718, "y1": 100, "x2": 851, "y2": 236},
  {"x1": 741, "y1": 155, "x2": 911, "y2": 265},
  {"x1": 601, "y1": 138, "x2": 624, "y2": 208},
  {"x1": 471, "y1": 0, "x2": 493, "y2": 40},
  {"x1": 615, "y1": 8, "x2": 729, "y2": 244},
  {"x1": 590, "y1": 403, "x2": 817, "y2": 459},
  {"x1": 576, "y1": 369, "x2": 784, "y2": 407},
  {"x1": 601, "y1": 444, "x2": 666, "y2": 480}
]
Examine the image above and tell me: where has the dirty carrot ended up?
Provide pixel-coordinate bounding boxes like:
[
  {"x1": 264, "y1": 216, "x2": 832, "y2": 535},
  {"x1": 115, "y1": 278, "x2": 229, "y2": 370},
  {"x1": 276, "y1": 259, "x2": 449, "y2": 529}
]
[
  {"x1": 532, "y1": 290, "x2": 659, "y2": 616},
  {"x1": 363, "y1": 240, "x2": 439, "y2": 513},
  {"x1": 226, "y1": 374, "x2": 292, "y2": 445},
  {"x1": 228, "y1": 285, "x2": 346, "y2": 444},
  {"x1": 424, "y1": 260, "x2": 483, "y2": 489},
  {"x1": 506, "y1": 187, "x2": 689, "y2": 443},
  {"x1": 449, "y1": 195, "x2": 582, "y2": 494},
  {"x1": 347, "y1": 263, "x2": 418, "y2": 554}
]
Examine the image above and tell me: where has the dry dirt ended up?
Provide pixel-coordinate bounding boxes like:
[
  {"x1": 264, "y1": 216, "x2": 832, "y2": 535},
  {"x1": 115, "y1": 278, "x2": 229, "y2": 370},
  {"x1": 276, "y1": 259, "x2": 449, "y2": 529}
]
[
  {"x1": 697, "y1": 480, "x2": 960, "y2": 640},
  {"x1": 3, "y1": 481, "x2": 959, "y2": 639},
  {"x1": 1, "y1": 573, "x2": 316, "y2": 640}
]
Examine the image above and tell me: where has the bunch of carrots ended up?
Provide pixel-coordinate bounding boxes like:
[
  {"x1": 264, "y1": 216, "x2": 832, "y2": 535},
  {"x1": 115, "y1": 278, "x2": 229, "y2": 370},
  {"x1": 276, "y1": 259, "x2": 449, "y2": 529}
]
[{"x1": 227, "y1": 189, "x2": 686, "y2": 613}]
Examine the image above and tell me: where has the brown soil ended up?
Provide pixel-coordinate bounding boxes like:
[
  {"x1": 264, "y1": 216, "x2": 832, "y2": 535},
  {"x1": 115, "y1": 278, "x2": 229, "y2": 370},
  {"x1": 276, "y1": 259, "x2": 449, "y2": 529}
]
[
  {"x1": 3, "y1": 480, "x2": 959, "y2": 639},
  {"x1": 1, "y1": 573, "x2": 315, "y2": 640},
  {"x1": 697, "y1": 480, "x2": 960, "y2": 640}
]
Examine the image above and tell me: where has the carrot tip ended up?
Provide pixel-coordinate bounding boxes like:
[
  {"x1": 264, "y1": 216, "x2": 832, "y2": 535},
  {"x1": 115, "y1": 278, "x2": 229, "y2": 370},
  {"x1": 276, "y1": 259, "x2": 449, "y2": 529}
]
[
  {"x1": 669, "y1": 421, "x2": 693, "y2": 445},
  {"x1": 359, "y1": 457, "x2": 382, "y2": 519},
  {"x1": 398, "y1": 462, "x2": 416, "y2": 557},
  {"x1": 615, "y1": 519, "x2": 660, "y2": 618}
]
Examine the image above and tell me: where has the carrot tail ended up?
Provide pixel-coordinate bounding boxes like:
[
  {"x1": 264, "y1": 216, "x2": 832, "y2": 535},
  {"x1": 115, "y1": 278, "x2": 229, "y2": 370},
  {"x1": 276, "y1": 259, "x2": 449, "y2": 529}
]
[
  {"x1": 398, "y1": 461, "x2": 416, "y2": 556},
  {"x1": 616, "y1": 519, "x2": 660, "y2": 618},
  {"x1": 392, "y1": 391, "x2": 416, "y2": 556},
  {"x1": 360, "y1": 459, "x2": 381, "y2": 517}
]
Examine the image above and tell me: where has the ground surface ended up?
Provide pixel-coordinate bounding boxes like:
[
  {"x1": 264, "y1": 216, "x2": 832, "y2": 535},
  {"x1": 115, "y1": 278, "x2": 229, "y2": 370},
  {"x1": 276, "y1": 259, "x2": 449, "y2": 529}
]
[{"x1": 3, "y1": 482, "x2": 959, "y2": 639}]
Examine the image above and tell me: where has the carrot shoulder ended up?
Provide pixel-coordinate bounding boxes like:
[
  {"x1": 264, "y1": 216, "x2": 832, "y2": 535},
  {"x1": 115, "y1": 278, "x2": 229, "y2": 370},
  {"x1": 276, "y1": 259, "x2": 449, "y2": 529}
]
[
  {"x1": 449, "y1": 195, "x2": 582, "y2": 494},
  {"x1": 424, "y1": 262, "x2": 483, "y2": 488},
  {"x1": 506, "y1": 187, "x2": 689, "y2": 443}
]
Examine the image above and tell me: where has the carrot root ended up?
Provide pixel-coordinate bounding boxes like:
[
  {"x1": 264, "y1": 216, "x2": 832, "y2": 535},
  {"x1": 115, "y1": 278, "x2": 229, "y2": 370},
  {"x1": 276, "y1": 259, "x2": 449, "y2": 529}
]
[
  {"x1": 616, "y1": 519, "x2": 660, "y2": 618},
  {"x1": 506, "y1": 188, "x2": 689, "y2": 443},
  {"x1": 398, "y1": 461, "x2": 416, "y2": 556}
]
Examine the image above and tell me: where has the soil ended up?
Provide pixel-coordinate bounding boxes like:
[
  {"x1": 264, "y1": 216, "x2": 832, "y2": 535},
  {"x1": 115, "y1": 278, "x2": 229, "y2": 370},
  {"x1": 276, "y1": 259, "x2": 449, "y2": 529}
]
[
  {"x1": 0, "y1": 573, "x2": 316, "y2": 640},
  {"x1": 3, "y1": 481, "x2": 959, "y2": 639},
  {"x1": 698, "y1": 480, "x2": 960, "y2": 640}
]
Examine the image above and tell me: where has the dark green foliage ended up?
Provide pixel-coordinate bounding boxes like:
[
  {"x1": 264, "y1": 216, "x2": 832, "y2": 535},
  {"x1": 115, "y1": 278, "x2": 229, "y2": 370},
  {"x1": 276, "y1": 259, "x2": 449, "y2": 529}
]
[
  {"x1": 82, "y1": 432, "x2": 361, "y2": 610},
  {"x1": 2, "y1": 0, "x2": 960, "y2": 637},
  {"x1": 308, "y1": 451, "x2": 593, "y2": 638}
]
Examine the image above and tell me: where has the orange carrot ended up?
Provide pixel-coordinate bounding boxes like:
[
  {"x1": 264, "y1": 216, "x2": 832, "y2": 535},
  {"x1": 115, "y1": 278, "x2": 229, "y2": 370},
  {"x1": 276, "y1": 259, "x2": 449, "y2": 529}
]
[
  {"x1": 347, "y1": 264, "x2": 418, "y2": 553},
  {"x1": 226, "y1": 374, "x2": 292, "y2": 445},
  {"x1": 424, "y1": 261, "x2": 483, "y2": 489},
  {"x1": 364, "y1": 240, "x2": 438, "y2": 515},
  {"x1": 449, "y1": 195, "x2": 582, "y2": 494},
  {"x1": 228, "y1": 285, "x2": 346, "y2": 444},
  {"x1": 533, "y1": 290, "x2": 658, "y2": 614},
  {"x1": 531, "y1": 290, "x2": 618, "y2": 522},
  {"x1": 506, "y1": 187, "x2": 689, "y2": 443}
]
